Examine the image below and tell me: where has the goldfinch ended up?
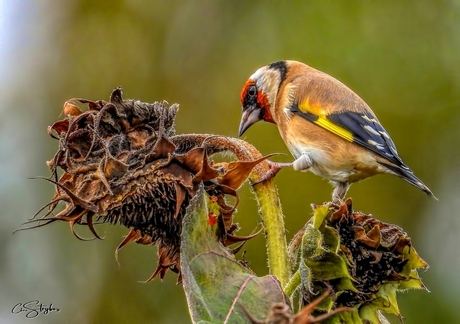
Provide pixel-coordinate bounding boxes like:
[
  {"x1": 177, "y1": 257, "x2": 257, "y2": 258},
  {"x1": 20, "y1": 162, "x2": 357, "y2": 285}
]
[{"x1": 238, "y1": 60, "x2": 435, "y2": 201}]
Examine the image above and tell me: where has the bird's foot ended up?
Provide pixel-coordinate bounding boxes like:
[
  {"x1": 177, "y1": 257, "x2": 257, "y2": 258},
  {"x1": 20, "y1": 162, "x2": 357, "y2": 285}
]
[
  {"x1": 252, "y1": 161, "x2": 293, "y2": 185},
  {"x1": 331, "y1": 182, "x2": 350, "y2": 204},
  {"x1": 331, "y1": 196, "x2": 343, "y2": 205}
]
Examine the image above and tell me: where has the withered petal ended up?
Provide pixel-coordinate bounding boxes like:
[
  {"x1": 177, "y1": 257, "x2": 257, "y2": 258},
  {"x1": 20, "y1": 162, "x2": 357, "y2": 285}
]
[
  {"x1": 63, "y1": 101, "x2": 83, "y2": 117},
  {"x1": 296, "y1": 290, "x2": 330, "y2": 317},
  {"x1": 56, "y1": 206, "x2": 86, "y2": 222},
  {"x1": 230, "y1": 241, "x2": 247, "y2": 254},
  {"x1": 115, "y1": 229, "x2": 143, "y2": 264},
  {"x1": 85, "y1": 212, "x2": 105, "y2": 240},
  {"x1": 104, "y1": 156, "x2": 129, "y2": 179},
  {"x1": 48, "y1": 119, "x2": 70, "y2": 139},
  {"x1": 142, "y1": 264, "x2": 167, "y2": 283},
  {"x1": 109, "y1": 87, "x2": 123, "y2": 104},
  {"x1": 116, "y1": 229, "x2": 143, "y2": 250},
  {"x1": 76, "y1": 98, "x2": 105, "y2": 111},
  {"x1": 217, "y1": 154, "x2": 275, "y2": 190},
  {"x1": 140, "y1": 247, "x2": 180, "y2": 283},
  {"x1": 90, "y1": 159, "x2": 114, "y2": 196},
  {"x1": 224, "y1": 228, "x2": 262, "y2": 246},
  {"x1": 193, "y1": 149, "x2": 219, "y2": 183},
  {"x1": 393, "y1": 236, "x2": 411, "y2": 254},
  {"x1": 380, "y1": 227, "x2": 405, "y2": 249},
  {"x1": 69, "y1": 219, "x2": 97, "y2": 241},
  {"x1": 174, "y1": 146, "x2": 205, "y2": 174},
  {"x1": 36, "y1": 176, "x2": 98, "y2": 212},
  {"x1": 160, "y1": 161, "x2": 194, "y2": 188},
  {"x1": 30, "y1": 195, "x2": 68, "y2": 220},
  {"x1": 173, "y1": 182, "x2": 187, "y2": 219},
  {"x1": 329, "y1": 202, "x2": 348, "y2": 222},
  {"x1": 351, "y1": 225, "x2": 380, "y2": 249},
  {"x1": 366, "y1": 225, "x2": 381, "y2": 243},
  {"x1": 369, "y1": 250, "x2": 383, "y2": 264},
  {"x1": 150, "y1": 134, "x2": 176, "y2": 160},
  {"x1": 385, "y1": 271, "x2": 408, "y2": 282}
]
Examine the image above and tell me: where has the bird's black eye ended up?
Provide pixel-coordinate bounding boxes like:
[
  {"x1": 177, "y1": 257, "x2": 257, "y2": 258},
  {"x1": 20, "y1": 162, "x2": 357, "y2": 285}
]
[{"x1": 247, "y1": 85, "x2": 257, "y2": 97}]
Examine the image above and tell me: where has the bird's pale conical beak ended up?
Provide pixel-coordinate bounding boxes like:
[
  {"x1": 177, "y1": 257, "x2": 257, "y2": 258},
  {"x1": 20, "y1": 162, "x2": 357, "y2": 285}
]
[{"x1": 238, "y1": 107, "x2": 261, "y2": 136}]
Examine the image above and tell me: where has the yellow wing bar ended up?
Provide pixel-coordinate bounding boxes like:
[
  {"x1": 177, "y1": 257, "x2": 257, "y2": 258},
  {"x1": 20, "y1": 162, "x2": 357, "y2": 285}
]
[{"x1": 298, "y1": 100, "x2": 353, "y2": 142}]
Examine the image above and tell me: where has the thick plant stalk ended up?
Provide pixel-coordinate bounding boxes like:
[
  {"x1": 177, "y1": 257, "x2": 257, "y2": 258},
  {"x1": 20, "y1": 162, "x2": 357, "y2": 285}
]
[
  {"x1": 250, "y1": 178, "x2": 290, "y2": 287},
  {"x1": 171, "y1": 134, "x2": 290, "y2": 286}
]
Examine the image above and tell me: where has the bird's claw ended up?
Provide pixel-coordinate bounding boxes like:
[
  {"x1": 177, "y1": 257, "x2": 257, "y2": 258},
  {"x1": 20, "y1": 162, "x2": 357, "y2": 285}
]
[{"x1": 251, "y1": 161, "x2": 293, "y2": 186}]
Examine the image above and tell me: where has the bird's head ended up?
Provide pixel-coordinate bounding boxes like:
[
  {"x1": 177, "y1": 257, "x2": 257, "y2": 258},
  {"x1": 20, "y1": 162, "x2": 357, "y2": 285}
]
[{"x1": 238, "y1": 61, "x2": 288, "y2": 136}]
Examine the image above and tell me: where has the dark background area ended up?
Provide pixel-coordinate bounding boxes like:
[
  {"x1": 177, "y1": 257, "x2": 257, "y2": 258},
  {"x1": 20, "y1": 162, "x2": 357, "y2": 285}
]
[{"x1": 1, "y1": 1, "x2": 459, "y2": 323}]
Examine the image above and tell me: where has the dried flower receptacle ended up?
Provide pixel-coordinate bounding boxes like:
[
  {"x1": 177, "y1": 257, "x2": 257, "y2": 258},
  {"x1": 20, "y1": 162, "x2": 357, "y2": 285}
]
[
  {"x1": 298, "y1": 199, "x2": 428, "y2": 323},
  {"x1": 24, "y1": 88, "x2": 267, "y2": 282}
]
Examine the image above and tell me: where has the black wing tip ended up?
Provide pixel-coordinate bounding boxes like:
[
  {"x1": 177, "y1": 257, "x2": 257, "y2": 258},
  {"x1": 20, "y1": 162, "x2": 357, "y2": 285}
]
[
  {"x1": 380, "y1": 162, "x2": 437, "y2": 199},
  {"x1": 424, "y1": 188, "x2": 438, "y2": 200},
  {"x1": 419, "y1": 185, "x2": 437, "y2": 200},
  {"x1": 402, "y1": 175, "x2": 437, "y2": 200}
]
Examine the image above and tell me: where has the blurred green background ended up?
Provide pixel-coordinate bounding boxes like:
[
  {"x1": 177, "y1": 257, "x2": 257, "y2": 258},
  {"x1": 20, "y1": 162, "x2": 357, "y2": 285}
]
[{"x1": 1, "y1": 1, "x2": 459, "y2": 323}]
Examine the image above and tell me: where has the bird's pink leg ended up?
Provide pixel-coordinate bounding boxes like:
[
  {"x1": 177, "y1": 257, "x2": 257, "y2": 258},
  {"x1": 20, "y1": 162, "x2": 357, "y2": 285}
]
[
  {"x1": 332, "y1": 182, "x2": 350, "y2": 203},
  {"x1": 252, "y1": 161, "x2": 293, "y2": 185}
]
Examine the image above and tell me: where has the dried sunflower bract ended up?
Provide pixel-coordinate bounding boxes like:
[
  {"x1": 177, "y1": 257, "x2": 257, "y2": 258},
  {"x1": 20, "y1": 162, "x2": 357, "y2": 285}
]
[
  {"x1": 299, "y1": 199, "x2": 429, "y2": 323},
  {"x1": 25, "y1": 88, "x2": 264, "y2": 282}
]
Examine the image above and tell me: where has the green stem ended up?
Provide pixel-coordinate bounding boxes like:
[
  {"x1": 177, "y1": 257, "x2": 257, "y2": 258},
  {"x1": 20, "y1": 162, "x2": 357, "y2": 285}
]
[
  {"x1": 251, "y1": 179, "x2": 290, "y2": 287},
  {"x1": 171, "y1": 134, "x2": 290, "y2": 287},
  {"x1": 284, "y1": 269, "x2": 301, "y2": 298}
]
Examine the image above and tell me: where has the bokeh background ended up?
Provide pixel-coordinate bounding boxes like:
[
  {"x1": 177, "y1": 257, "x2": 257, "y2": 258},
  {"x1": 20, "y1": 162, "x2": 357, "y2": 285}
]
[{"x1": 1, "y1": 1, "x2": 459, "y2": 323}]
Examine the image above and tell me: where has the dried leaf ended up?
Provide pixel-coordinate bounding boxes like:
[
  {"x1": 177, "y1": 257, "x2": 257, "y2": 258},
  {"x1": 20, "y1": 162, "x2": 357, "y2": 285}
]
[
  {"x1": 63, "y1": 101, "x2": 83, "y2": 116},
  {"x1": 216, "y1": 154, "x2": 274, "y2": 190}
]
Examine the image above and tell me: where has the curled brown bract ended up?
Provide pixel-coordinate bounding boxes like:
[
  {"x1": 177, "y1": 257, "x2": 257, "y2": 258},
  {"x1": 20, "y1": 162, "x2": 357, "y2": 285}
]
[{"x1": 20, "y1": 87, "x2": 272, "y2": 281}]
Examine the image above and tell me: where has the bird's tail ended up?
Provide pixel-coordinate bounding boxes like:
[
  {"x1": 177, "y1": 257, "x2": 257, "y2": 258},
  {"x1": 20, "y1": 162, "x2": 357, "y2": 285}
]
[{"x1": 380, "y1": 162, "x2": 437, "y2": 199}]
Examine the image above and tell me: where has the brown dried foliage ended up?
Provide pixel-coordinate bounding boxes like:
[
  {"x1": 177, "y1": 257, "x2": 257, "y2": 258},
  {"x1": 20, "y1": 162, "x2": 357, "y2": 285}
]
[
  {"x1": 25, "y1": 88, "x2": 266, "y2": 282},
  {"x1": 303, "y1": 199, "x2": 420, "y2": 308}
]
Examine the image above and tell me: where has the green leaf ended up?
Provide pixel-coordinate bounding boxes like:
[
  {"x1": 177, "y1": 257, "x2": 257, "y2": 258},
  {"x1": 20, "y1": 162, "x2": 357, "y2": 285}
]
[
  {"x1": 305, "y1": 251, "x2": 354, "y2": 282},
  {"x1": 359, "y1": 307, "x2": 390, "y2": 324},
  {"x1": 180, "y1": 186, "x2": 290, "y2": 323},
  {"x1": 375, "y1": 283, "x2": 400, "y2": 315},
  {"x1": 335, "y1": 276, "x2": 358, "y2": 293},
  {"x1": 301, "y1": 206, "x2": 354, "y2": 283},
  {"x1": 359, "y1": 283, "x2": 400, "y2": 323},
  {"x1": 322, "y1": 309, "x2": 363, "y2": 324},
  {"x1": 322, "y1": 225, "x2": 340, "y2": 253},
  {"x1": 402, "y1": 245, "x2": 429, "y2": 272},
  {"x1": 398, "y1": 270, "x2": 428, "y2": 291},
  {"x1": 299, "y1": 260, "x2": 313, "y2": 292},
  {"x1": 312, "y1": 204, "x2": 332, "y2": 229},
  {"x1": 302, "y1": 225, "x2": 325, "y2": 260}
]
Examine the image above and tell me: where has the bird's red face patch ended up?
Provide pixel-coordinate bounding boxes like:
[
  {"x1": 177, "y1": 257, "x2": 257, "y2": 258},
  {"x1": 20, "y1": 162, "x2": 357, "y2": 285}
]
[
  {"x1": 240, "y1": 79, "x2": 275, "y2": 124},
  {"x1": 257, "y1": 91, "x2": 274, "y2": 124}
]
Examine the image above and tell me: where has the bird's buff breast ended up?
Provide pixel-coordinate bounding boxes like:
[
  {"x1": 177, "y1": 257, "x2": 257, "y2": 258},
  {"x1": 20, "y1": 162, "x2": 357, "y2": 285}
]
[
  {"x1": 286, "y1": 141, "x2": 378, "y2": 183},
  {"x1": 277, "y1": 112, "x2": 380, "y2": 183}
]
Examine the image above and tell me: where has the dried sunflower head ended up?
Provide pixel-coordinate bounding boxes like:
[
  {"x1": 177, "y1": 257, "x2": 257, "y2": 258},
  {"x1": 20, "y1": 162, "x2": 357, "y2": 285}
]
[
  {"x1": 24, "y1": 88, "x2": 265, "y2": 282},
  {"x1": 298, "y1": 199, "x2": 428, "y2": 323}
]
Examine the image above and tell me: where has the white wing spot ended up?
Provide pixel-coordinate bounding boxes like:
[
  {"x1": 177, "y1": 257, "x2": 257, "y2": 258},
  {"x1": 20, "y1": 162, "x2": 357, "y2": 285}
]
[
  {"x1": 379, "y1": 131, "x2": 390, "y2": 139},
  {"x1": 362, "y1": 114, "x2": 378, "y2": 123},
  {"x1": 363, "y1": 125, "x2": 380, "y2": 135},
  {"x1": 368, "y1": 139, "x2": 379, "y2": 146}
]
